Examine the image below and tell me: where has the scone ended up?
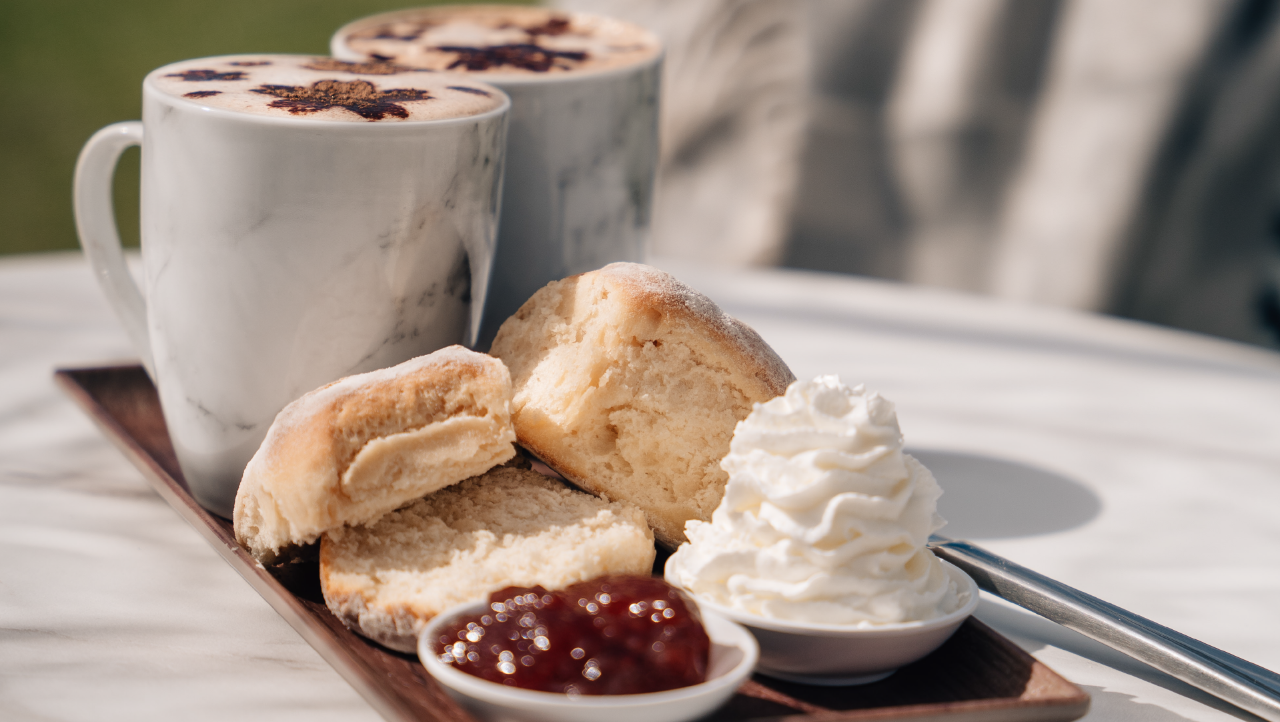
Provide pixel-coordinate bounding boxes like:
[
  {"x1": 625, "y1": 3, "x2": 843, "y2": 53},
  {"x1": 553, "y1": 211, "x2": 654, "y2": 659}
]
[
  {"x1": 319, "y1": 464, "x2": 656, "y2": 652},
  {"x1": 489, "y1": 262, "x2": 795, "y2": 547},
  {"x1": 234, "y1": 346, "x2": 517, "y2": 564}
]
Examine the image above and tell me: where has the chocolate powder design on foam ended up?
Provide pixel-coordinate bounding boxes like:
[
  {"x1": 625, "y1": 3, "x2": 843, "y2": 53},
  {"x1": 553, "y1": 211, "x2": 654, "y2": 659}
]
[
  {"x1": 167, "y1": 69, "x2": 248, "y2": 82},
  {"x1": 447, "y1": 85, "x2": 491, "y2": 96},
  {"x1": 302, "y1": 58, "x2": 419, "y2": 75},
  {"x1": 165, "y1": 68, "x2": 244, "y2": 81},
  {"x1": 373, "y1": 22, "x2": 431, "y2": 42},
  {"x1": 517, "y1": 16, "x2": 571, "y2": 36},
  {"x1": 184, "y1": 90, "x2": 222, "y2": 99},
  {"x1": 229, "y1": 61, "x2": 272, "y2": 67},
  {"x1": 436, "y1": 44, "x2": 587, "y2": 72},
  {"x1": 250, "y1": 79, "x2": 431, "y2": 120}
]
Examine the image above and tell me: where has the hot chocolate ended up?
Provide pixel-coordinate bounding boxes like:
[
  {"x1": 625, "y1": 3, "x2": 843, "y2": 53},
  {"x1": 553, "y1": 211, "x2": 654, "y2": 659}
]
[
  {"x1": 150, "y1": 55, "x2": 505, "y2": 122},
  {"x1": 334, "y1": 5, "x2": 660, "y2": 78}
]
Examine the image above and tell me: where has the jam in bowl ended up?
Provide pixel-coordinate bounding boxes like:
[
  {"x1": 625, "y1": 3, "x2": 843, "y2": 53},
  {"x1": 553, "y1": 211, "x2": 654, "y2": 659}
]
[{"x1": 418, "y1": 575, "x2": 758, "y2": 722}]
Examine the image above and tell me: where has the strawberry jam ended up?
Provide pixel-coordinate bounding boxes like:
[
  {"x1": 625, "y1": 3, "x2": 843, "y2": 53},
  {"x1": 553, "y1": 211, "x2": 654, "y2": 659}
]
[{"x1": 432, "y1": 575, "x2": 710, "y2": 695}]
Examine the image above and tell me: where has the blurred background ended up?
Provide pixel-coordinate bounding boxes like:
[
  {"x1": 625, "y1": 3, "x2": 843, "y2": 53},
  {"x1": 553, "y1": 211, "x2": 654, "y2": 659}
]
[{"x1": 5, "y1": 0, "x2": 1280, "y2": 348}]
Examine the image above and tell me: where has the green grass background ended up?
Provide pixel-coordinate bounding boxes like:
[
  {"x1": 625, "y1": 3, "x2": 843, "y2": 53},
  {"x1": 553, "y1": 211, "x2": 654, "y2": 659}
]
[{"x1": 0, "y1": 0, "x2": 523, "y2": 256}]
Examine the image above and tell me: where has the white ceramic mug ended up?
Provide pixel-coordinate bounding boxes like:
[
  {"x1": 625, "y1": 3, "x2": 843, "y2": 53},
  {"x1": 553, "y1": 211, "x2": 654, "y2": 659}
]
[
  {"x1": 331, "y1": 6, "x2": 662, "y2": 347},
  {"x1": 73, "y1": 54, "x2": 509, "y2": 517}
]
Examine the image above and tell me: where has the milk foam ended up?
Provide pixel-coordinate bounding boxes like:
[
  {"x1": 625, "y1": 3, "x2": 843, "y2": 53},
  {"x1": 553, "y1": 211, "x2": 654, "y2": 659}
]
[
  {"x1": 338, "y1": 6, "x2": 660, "y2": 77},
  {"x1": 668, "y1": 376, "x2": 969, "y2": 625},
  {"x1": 148, "y1": 55, "x2": 505, "y2": 122}
]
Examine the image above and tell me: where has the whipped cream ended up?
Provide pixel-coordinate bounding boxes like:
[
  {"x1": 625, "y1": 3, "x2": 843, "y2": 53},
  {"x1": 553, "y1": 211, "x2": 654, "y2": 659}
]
[{"x1": 667, "y1": 376, "x2": 968, "y2": 625}]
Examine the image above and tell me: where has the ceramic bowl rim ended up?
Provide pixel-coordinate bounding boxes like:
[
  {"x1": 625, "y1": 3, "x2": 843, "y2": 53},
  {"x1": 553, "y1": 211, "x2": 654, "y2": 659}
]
[
  {"x1": 417, "y1": 599, "x2": 759, "y2": 709},
  {"x1": 665, "y1": 557, "x2": 980, "y2": 637}
]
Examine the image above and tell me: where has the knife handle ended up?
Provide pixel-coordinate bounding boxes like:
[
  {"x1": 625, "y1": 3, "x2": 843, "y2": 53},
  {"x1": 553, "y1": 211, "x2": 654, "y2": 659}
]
[{"x1": 929, "y1": 537, "x2": 1280, "y2": 722}]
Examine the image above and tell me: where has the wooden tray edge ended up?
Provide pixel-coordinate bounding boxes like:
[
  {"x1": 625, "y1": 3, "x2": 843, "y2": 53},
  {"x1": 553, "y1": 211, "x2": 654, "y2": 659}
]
[
  {"x1": 54, "y1": 367, "x2": 438, "y2": 722},
  {"x1": 54, "y1": 364, "x2": 1091, "y2": 722}
]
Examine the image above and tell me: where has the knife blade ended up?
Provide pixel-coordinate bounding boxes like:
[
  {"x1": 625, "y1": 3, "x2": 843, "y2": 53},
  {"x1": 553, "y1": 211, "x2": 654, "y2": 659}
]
[{"x1": 928, "y1": 535, "x2": 1280, "y2": 722}]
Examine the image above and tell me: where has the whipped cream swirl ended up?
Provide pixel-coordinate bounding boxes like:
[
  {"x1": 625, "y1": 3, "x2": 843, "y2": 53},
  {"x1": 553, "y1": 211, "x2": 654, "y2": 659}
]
[{"x1": 668, "y1": 376, "x2": 967, "y2": 625}]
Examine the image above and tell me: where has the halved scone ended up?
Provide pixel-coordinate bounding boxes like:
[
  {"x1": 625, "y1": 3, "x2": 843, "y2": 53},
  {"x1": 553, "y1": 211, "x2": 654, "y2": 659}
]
[
  {"x1": 319, "y1": 464, "x2": 655, "y2": 651},
  {"x1": 234, "y1": 346, "x2": 516, "y2": 564}
]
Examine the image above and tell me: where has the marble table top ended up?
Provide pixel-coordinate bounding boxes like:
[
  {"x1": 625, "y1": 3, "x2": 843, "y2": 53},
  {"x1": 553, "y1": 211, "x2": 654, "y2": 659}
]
[{"x1": 2, "y1": 251, "x2": 1278, "y2": 722}]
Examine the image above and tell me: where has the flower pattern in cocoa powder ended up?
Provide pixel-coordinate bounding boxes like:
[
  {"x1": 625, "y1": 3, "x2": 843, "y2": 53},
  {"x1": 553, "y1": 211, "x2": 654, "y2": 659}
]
[
  {"x1": 435, "y1": 44, "x2": 587, "y2": 72},
  {"x1": 166, "y1": 69, "x2": 247, "y2": 82},
  {"x1": 302, "y1": 58, "x2": 418, "y2": 76},
  {"x1": 250, "y1": 79, "x2": 432, "y2": 120}
]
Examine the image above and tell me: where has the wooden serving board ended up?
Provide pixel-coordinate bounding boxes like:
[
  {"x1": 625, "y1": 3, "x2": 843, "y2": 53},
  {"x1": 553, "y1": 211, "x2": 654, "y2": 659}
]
[{"x1": 55, "y1": 365, "x2": 1091, "y2": 722}]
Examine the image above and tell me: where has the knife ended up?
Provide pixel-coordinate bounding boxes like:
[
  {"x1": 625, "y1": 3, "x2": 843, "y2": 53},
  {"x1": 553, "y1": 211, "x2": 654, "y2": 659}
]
[{"x1": 928, "y1": 535, "x2": 1280, "y2": 722}]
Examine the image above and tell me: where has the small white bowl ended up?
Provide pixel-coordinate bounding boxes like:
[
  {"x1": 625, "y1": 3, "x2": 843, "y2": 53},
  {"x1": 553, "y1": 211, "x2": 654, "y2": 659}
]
[
  {"x1": 417, "y1": 600, "x2": 759, "y2": 722},
  {"x1": 666, "y1": 559, "x2": 980, "y2": 685}
]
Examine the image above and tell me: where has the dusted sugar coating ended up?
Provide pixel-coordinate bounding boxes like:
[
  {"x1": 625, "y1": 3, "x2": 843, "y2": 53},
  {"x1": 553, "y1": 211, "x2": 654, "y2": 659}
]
[
  {"x1": 149, "y1": 55, "x2": 505, "y2": 122},
  {"x1": 233, "y1": 347, "x2": 517, "y2": 564},
  {"x1": 432, "y1": 576, "x2": 708, "y2": 694},
  {"x1": 490, "y1": 263, "x2": 795, "y2": 548},
  {"x1": 668, "y1": 376, "x2": 969, "y2": 625},
  {"x1": 338, "y1": 5, "x2": 660, "y2": 77},
  {"x1": 319, "y1": 465, "x2": 655, "y2": 652}
]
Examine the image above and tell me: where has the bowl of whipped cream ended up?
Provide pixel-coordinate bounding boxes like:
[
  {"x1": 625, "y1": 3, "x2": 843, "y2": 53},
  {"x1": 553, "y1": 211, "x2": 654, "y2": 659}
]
[{"x1": 666, "y1": 375, "x2": 980, "y2": 685}]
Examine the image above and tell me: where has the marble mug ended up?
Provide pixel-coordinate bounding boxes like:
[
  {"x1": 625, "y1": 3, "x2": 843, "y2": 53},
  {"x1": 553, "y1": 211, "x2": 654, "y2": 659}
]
[
  {"x1": 331, "y1": 7, "x2": 663, "y2": 347},
  {"x1": 72, "y1": 54, "x2": 509, "y2": 518}
]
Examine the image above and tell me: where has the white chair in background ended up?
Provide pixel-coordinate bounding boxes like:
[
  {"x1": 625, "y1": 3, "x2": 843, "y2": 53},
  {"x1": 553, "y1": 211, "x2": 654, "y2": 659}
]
[{"x1": 550, "y1": 0, "x2": 1280, "y2": 346}]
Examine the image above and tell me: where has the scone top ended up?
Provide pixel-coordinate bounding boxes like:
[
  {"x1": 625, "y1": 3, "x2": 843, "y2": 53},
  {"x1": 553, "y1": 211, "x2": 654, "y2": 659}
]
[
  {"x1": 233, "y1": 346, "x2": 517, "y2": 564},
  {"x1": 490, "y1": 262, "x2": 795, "y2": 548}
]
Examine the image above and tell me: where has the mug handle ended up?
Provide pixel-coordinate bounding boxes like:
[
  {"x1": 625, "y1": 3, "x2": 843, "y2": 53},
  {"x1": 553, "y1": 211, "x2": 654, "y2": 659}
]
[{"x1": 73, "y1": 121, "x2": 154, "y2": 376}]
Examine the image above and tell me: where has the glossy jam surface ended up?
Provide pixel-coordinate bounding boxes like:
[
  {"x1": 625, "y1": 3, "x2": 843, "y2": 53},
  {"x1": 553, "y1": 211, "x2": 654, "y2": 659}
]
[{"x1": 432, "y1": 576, "x2": 710, "y2": 695}]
